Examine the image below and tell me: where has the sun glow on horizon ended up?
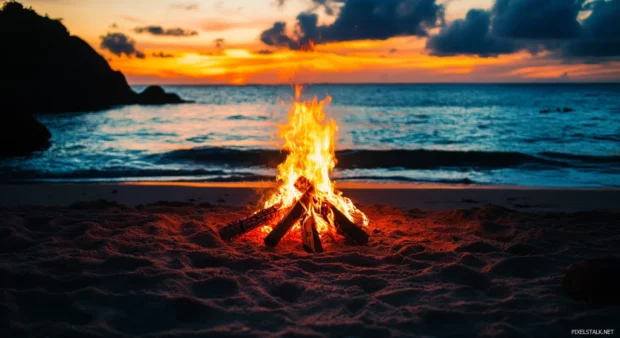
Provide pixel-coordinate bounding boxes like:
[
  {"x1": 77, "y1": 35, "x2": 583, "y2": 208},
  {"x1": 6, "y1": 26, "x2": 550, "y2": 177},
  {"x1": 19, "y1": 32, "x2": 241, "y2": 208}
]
[{"x1": 110, "y1": 41, "x2": 574, "y2": 85}]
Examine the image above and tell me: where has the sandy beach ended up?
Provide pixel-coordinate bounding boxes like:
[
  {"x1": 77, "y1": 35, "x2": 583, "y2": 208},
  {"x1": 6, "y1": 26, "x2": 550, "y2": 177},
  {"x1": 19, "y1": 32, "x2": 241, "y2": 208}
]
[
  {"x1": 1, "y1": 183, "x2": 618, "y2": 337},
  {"x1": 2, "y1": 0, "x2": 620, "y2": 336}
]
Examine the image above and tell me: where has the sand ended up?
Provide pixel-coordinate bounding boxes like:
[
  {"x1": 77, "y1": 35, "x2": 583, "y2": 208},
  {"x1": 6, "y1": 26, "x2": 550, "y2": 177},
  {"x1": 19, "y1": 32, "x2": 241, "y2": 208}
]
[
  {"x1": 2, "y1": 182, "x2": 620, "y2": 212},
  {"x1": 1, "y1": 183, "x2": 619, "y2": 337}
]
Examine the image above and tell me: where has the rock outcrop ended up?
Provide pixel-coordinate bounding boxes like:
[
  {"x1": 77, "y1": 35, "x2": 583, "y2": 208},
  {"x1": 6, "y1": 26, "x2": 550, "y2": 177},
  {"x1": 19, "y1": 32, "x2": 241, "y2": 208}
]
[
  {"x1": 0, "y1": 113, "x2": 51, "y2": 156},
  {"x1": 0, "y1": 2, "x2": 188, "y2": 115},
  {"x1": 0, "y1": 2, "x2": 189, "y2": 156},
  {"x1": 136, "y1": 86, "x2": 186, "y2": 105}
]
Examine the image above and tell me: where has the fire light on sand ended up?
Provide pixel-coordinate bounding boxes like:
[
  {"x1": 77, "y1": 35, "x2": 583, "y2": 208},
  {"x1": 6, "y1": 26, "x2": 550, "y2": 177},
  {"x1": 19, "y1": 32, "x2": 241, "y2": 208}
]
[{"x1": 219, "y1": 85, "x2": 370, "y2": 252}]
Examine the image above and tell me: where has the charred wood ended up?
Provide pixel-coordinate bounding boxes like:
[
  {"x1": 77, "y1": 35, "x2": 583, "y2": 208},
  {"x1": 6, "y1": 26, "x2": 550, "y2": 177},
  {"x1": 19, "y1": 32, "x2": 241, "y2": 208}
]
[
  {"x1": 301, "y1": 213, "x2": 323, "y2": 253},
  {"x1": 264, "y1": 186, "x2": 315, "y2": 247},
  {"x1": 218, "y1": 203, "x2": 285, "y2": 240}
]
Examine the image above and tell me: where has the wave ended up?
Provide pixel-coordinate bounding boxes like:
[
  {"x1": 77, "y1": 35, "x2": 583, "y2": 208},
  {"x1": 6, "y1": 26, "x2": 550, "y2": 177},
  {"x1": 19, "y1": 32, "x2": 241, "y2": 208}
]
[
  {"x1": 4, "y1": 148, "x2": 617, "y2": 183},
  {"x1": 539, "y1": 152, "x2": 620, "y2": 165},
  {"x1": 154, "y1": 147, "x2": 620, "y2": 170},
  {"x1": 2, "y1": 168, "x2": 485, "y2": 185}
]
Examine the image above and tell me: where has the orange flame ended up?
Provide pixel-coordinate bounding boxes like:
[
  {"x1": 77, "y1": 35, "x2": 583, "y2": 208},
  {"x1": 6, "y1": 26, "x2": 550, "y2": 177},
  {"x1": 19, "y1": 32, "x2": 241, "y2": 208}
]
[{"x1": 263, "y1": 85, "x2": 368, "y2": 237}]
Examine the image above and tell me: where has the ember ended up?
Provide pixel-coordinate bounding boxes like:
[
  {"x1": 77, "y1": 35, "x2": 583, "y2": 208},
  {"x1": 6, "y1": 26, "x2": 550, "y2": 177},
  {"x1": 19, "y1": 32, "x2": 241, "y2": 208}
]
[{"x1": 219, "y1": 85, "x2": 369, "y2": 252}]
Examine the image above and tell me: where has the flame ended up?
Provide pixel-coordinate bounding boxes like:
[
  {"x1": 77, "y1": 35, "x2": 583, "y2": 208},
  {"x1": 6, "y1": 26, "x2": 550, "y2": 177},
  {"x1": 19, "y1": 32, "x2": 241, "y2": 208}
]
[{"x1": 263, "y1": 85, "x2": 368, "y2": 237}]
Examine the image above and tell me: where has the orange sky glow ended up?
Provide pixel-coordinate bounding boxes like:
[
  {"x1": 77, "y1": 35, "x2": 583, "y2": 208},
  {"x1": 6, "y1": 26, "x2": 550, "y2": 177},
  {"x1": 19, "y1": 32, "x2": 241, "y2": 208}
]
[{"x1": 17, "y1": 0, "x2": 620, "y2": 85}]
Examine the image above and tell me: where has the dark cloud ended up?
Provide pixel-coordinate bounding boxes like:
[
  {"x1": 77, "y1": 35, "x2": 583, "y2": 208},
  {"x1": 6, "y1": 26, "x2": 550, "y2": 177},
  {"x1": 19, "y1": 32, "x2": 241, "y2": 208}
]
[
  {"x1": 262, "y1": 0, "x2": 445, "y2": 49},
  {"x1": 561, "y1": 0, "x2": 620, "y2": 58},
  {"x1": 425, "y1": 0, "x2": 620, "y2": 61},
  {"x1": 100, "y1": 32, "x2": 145, "y2": 58},
  {"x1": 492, "y1": 0, "x2": 585, "y2": 39},
  {"x1": 426, "y1": 9, "x2": 518, "y2": 57},
  {"x1": 260, "y1": 22, "x2": 296, "y2": 48},
  {"x1": 152, "y1": 52, "x2": 175, "y2": 58},
  {"x1": 134, "y1": 25, "x2": 198, "y2": 37},
  {"x1": 276, "y1": 0, "x2": 343, "y2": 15}
]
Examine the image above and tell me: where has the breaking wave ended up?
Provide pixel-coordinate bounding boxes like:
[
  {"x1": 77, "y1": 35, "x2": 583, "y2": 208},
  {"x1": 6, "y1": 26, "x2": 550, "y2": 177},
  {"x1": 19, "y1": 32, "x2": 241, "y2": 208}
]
[{"x1": 154, "y1": 147, "x2": 620, "y2": 170}]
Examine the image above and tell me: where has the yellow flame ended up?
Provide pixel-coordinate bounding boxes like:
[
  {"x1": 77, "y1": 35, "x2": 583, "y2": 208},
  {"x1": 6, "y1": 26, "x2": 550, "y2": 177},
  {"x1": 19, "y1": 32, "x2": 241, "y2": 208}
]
[{"x1": 264, "y1": 85, "x2": 368, "y2": 237}]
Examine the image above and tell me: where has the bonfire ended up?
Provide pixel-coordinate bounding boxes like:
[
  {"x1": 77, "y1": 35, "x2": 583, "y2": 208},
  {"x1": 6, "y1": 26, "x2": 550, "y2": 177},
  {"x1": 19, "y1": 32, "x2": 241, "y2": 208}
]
[{"x1": 219, "y1": 85, "x2": 370, "y2": 252}]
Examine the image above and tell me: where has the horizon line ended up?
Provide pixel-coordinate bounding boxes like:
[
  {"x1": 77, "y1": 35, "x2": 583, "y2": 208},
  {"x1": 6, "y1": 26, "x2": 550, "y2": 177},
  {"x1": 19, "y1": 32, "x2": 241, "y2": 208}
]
[{"x1": 129, "y1": 81, "x2": 620, "y2": 86}]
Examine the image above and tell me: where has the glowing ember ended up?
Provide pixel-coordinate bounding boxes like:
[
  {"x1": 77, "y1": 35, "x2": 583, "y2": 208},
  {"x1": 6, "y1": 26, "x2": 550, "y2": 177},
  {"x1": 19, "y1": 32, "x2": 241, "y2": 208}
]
[{"x1": 262, "y1": 85, "x2": 369, "y2": 238}]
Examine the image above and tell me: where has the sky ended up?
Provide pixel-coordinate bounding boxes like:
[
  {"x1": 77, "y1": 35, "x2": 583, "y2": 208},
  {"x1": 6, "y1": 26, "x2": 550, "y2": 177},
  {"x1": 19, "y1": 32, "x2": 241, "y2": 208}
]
[{"x1": 16, "y1": 0, "x2": 620, "y2": 84}]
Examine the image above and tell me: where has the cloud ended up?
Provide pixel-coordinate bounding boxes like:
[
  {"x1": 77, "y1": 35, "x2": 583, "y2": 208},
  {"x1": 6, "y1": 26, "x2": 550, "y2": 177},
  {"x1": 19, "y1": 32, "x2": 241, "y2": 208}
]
[
  {"x1": 492, "y1": 0, "x2": 585, "y2": 39},
  {"x1": 134, "y1": 25, "x2": 198, "y2": 37},
  {"x1": 152, "y1": 52, "x2": 175, "y2": 58},
  {"x1": 170, "y1": 2, "x2": 199, "y2": 11},
  {"x1": 276, "y1": 0, "x2": 343, "y2": 15},
  {"x1": 561, "y1": 0, "x2": 620, "y2": 58},
  {"x1": 425, "y1": 0, "x2": 620, "y2": 61},
  {"x1": 306, "y1": 0, "x2": 343, "y2": 15},
  {"x1": 426, "y1": 9, "x2": 518, "y2": 57},
  {"x1": 100, "y1": 32, "x2": 145, "y2": 58},
  {"x1": 261, "y1": 0, "x2": 445, "y2": 49},
  {"x1": 260, "y1": 22, "x2": 296, "y2": 48}
]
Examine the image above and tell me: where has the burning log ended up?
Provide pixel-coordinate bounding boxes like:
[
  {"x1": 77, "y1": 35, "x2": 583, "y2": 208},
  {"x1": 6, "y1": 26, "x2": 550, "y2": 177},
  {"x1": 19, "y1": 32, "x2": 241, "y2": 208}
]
[
  {"x1": 326, "y1": 202, "x2": 369, "y2": 245},
  {"x1": 264, "y1": 185, "x2": 315, "y2": 247},
  {"x1": 291, "y1": 178, "x2": 368, "y2": 245},
  {"x1": 318, "y1": 201, "x2": 337, "y2": 234},
  {"x1": 294, "y1": 176, "x2": 312, "y2": 192},
  {"x1": 219, "y1": 203, "x2": 285, "y2": 241},
  {"x1": 301, "y1": 213, "x2": 323, "y2": 253},
  {"x1": 291, "y1": 177, "x2": 368, "y2": 245}
]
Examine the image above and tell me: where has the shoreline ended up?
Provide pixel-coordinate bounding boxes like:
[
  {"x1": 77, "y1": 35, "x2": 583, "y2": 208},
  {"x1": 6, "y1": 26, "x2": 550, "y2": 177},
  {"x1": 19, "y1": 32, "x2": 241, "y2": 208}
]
[{"x1": 2, "y1": 181, "x2": 619, "y2": 211}]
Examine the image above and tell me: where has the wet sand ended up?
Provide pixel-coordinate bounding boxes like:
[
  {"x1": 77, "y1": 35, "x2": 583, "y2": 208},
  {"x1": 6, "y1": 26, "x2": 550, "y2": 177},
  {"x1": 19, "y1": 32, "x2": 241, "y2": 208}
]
[{"x1": 1, "y1": 182, "x2": 619, "y2": 212}]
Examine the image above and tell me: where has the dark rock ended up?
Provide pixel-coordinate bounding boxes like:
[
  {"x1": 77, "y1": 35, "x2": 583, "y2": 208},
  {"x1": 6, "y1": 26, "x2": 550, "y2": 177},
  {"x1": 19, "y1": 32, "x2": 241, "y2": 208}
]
[
  {"x1": 0, "y1": 2, "x2": 188, "y2": 114},
  {"x1": 0, "y1": 113, "x2": 51, "y2": 156},
  {"x1": 563, "y1": 257, "x2": 620, "y2": 304},
  {"x1": 136, "y1": 86, "x2": 187, "y2": 105}
]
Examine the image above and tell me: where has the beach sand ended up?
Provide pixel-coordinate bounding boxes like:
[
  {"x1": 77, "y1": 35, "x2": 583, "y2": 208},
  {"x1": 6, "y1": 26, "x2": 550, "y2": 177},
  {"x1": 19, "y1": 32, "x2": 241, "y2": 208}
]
[{"x1": 1, "y1": 183, "x2": 619, "y2": 337}]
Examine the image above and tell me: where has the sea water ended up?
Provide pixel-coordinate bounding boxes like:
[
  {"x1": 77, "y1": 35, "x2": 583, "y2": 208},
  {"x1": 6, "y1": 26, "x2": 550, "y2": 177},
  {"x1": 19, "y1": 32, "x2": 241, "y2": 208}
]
[{"x1": 1, "y1": 84, "x2": 618, "y2": 187}]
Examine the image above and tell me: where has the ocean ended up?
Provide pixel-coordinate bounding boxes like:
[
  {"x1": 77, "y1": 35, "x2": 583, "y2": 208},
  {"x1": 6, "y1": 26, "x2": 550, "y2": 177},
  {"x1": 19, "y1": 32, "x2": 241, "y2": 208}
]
[{"x1": 1, "y1": 84, "x2": 619, "y2": 187}]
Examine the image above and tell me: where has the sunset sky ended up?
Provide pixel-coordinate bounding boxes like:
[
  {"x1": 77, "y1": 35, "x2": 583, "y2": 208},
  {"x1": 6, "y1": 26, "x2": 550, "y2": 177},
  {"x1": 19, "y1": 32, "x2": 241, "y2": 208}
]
[{"x1": 17, "y1": 0, "x2": 620, "y2": 84}]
